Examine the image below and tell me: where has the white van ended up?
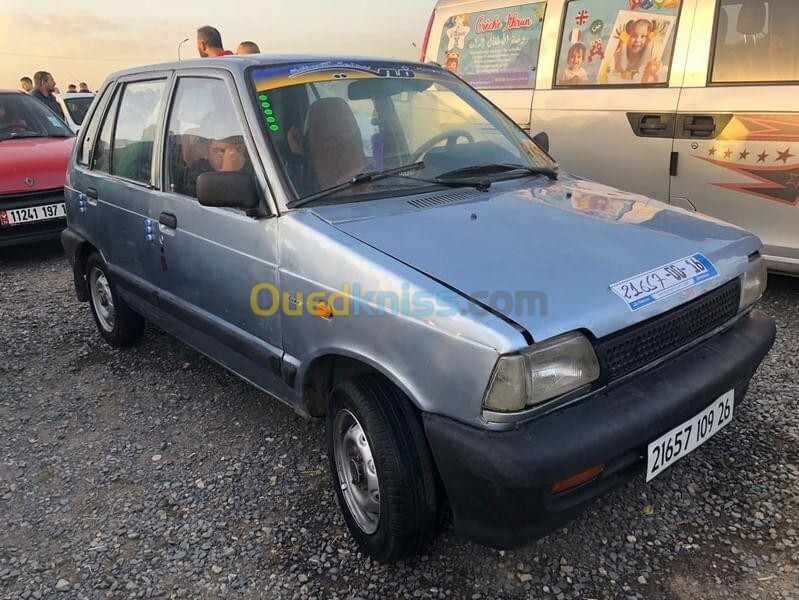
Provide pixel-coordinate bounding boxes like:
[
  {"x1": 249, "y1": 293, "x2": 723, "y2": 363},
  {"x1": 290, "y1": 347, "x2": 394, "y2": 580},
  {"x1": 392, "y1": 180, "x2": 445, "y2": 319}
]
[{"x1": 421, "y1": 0, "x2": 799, "y2": 274}]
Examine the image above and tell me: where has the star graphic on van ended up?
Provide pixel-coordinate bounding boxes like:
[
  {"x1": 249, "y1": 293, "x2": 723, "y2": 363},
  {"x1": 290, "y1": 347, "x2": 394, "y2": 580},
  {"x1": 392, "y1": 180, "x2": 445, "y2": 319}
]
[
  {"x1": 776, "y1": 147, "x2": 795, "y2": 164},
  {"x1": 708, "y1": 147, "x2": 717, "y2": 156},
  {"x1": 696, "y1": 155, "x2": 799, "y2": 206},
  {"x1": 757, "y1": 151, "x2": 769, "y2": 163},
  {"x1": 738, "y1": 149, "x2": 750, "y2": 160},
  {"x1": 787, "y1": 172, "x2": 799, "y2": 192},
  {"x1": 723, "y1": 148, "x2": 733, "y2": 159}
]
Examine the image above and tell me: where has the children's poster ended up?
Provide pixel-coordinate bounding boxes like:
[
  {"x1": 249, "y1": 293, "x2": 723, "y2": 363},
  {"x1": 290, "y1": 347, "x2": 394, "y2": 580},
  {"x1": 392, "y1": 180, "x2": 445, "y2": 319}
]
[
  {"x1": 556, "y1": 0, "x2": 681, "y2": 86},
  {"x1": 435, "y1": 3, "x2": 546, "y2": 90}
]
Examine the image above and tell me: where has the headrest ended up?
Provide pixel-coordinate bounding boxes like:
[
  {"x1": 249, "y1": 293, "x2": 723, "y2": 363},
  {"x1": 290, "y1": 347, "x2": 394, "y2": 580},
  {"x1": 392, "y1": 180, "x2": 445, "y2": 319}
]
[{"x1": 737, "y1": 0, "x2": 766, "y2": 36}]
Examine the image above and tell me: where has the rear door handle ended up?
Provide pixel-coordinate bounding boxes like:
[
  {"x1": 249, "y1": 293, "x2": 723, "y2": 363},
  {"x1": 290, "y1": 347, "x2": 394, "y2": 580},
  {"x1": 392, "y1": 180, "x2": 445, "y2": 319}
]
[{"x1": 159, "y1": 212, "x2": 177, "y2": 229}]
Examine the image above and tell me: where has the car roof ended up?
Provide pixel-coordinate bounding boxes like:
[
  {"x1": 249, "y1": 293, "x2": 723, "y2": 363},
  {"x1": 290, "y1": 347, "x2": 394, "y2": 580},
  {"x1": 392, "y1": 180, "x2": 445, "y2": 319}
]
[
  {"x1": 55, "y1": 92, "x2": 95, "y2": 99},
  {"x1": 107, "y1": 54, "x2": 433, "y2": 79},
  {"x1": 0, "y1": 90, "x2": 25, "y2": 95}
]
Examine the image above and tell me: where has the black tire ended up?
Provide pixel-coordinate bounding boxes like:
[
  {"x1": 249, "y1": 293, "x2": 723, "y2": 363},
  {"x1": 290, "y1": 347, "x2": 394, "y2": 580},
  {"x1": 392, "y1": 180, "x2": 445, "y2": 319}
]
[
  {"x1": 85, "y1": 252, "x2": 144, "y2": 347},
  {"x1": 326, "y1": 375, "x2": 438, "y2": 562}
]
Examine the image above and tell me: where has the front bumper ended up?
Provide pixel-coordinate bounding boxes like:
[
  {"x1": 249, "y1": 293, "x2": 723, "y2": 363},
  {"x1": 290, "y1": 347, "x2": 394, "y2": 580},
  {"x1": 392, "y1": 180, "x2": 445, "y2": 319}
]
[{"x1": 423, "y1": 309, "x2": 776, "y2": 549}]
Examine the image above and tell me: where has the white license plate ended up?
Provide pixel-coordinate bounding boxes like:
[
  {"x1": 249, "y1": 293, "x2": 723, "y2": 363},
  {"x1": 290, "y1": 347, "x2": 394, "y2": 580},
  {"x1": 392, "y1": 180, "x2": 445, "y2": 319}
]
[
  {"x1": 610, "y1": 253, "x2": 719, "y2": 311},
  {"x1": 646, "y1": 390, "x2": 734, "y2": 482},
  {"x1": 0, "y1": 202, "x2": 66, "y2": 227}
]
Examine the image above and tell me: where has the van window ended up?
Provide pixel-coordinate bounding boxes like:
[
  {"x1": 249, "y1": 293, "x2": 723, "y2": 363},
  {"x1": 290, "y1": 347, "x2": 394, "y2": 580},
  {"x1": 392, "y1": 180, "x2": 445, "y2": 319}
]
[
  {"x1": 555, "y1": 0, "x2": 682, "y2": 87},
  {"x1": 434, "y1": 2, "x2": 546, "y2": 90},
  {"x1": 111, "y1": 80, "x2": 166, "y2": 184},
  {"x1": 711, "y1": 0, "x2": 799, "y2": 84},
  {"x1": 92, "y1": 89, "x2": 120, "y2": 173},
  {"x1": 165, "y1": 78, "x2": 253, "y2": 198}
]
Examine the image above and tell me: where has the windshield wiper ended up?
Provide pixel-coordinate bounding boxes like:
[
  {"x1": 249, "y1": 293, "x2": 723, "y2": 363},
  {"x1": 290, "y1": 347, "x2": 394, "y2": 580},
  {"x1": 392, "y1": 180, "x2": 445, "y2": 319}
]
[
  {"x1": 288, "y1": 161, "x2": 491, "y2": 208},
  {"x1": 7, "y1": 132, "x2": 46, "y2": 139},
  {"x1": 437, "y1": 163, "x2": 558, "y2": 182}
]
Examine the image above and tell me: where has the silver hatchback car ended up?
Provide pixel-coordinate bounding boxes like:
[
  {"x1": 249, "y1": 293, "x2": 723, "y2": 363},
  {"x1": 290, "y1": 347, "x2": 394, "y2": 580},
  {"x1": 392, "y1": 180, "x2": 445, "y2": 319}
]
[{"x1": 62, "y1": 56, "x2": 775, "y2": 561}]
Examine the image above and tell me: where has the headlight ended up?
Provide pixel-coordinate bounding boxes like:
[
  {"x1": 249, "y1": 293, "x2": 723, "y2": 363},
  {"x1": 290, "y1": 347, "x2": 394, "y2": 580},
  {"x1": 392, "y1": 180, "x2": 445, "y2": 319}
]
[
  {"x1": 739, "y1": 255, "x2": 767, "y2": 310},
  {"x1": 483, "y1": 332, "x2": 600, "y2": 413}
]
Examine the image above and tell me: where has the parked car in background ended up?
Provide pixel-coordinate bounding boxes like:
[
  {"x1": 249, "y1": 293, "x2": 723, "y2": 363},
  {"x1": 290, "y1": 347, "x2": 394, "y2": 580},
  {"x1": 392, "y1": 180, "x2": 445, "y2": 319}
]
[
  {"x1": 55, "y1": 92, "x2": 95, "y2": 133},
  {"x1": 0, "y1": 91, "x2": 74, "y2": 246},
  {"x1": 422, "y1": 0, "x2": 799, "y2": 275},
  {"x1": 62, "y1": 56, "x2": 774, "y2": 561}
]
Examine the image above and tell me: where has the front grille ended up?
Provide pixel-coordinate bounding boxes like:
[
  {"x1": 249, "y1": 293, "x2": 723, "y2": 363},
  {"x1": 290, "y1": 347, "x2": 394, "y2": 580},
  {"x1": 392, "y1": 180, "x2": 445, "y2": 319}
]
[{"x1": 596, "y1": 278, "x2": 741, "y2": 381}]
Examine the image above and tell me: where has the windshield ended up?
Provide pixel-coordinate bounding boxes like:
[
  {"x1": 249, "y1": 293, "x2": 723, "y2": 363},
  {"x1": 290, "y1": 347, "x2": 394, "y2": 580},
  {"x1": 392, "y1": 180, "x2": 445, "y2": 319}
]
[
  {"x1": 63, "y1": 96, "x2": 93, "y2": 125},
  {"x1": 0, "y1": 93, "x2": 73, "y2": 140},
  {"x1": 250, "y1": 61, "x2": 554, "y2": 203}
]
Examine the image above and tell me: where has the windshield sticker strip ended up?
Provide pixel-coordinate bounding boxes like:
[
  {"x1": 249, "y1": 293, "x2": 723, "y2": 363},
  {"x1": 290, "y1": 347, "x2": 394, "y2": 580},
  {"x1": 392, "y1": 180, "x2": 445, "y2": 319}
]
[
  {"x1": 609, "y1": 253, "x2": 719, "y2": 311},
  {"x1": 251, "y1": 61, "x2": 450, "y2": 92}
]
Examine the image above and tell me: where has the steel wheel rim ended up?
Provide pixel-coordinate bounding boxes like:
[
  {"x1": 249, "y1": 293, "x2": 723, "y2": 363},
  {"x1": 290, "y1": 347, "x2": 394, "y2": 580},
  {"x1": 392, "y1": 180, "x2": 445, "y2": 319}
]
[
  {"x1": 333, "y1": 409, "x2": 380, "y2": 534},
  {"x1": 89, "y1": 266, "x2": 116, "y2": 332}
]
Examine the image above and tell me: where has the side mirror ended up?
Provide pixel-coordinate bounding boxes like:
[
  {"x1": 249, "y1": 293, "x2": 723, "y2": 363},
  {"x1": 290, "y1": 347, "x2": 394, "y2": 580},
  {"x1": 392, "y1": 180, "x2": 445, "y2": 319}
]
[
  {"x1": 197, "y1": 171, "x2": 260, "y2": 210},
  {"x1": 532, "y1": 131, "x2": 549, "y2": 153}
]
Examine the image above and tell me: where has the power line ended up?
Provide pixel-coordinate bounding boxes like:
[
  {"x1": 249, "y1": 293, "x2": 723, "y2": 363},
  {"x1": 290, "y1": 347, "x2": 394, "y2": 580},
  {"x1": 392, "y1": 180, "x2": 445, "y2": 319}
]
[{"x1": 0, "y1": 51, "x2": 168, "y2": 62}]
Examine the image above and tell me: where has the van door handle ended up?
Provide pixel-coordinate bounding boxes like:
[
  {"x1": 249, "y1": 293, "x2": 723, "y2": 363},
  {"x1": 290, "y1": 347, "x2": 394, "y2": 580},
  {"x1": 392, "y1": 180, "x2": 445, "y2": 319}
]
[
  {"x1": 627, "y1": 113, "x2": 675, "y2": 138},
  {"x1": 159, "y1": 212, "x2": 177, "y2": 229},
  {"x1": 677, "y1": 114, "x2": 733, "y2": 139}
]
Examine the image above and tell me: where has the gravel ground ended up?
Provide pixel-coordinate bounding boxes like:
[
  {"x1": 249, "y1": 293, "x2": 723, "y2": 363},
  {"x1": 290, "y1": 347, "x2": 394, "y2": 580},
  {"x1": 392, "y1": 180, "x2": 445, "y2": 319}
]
[{"x1": 1, "y1": 241, "x2": 797, "y2": 600}]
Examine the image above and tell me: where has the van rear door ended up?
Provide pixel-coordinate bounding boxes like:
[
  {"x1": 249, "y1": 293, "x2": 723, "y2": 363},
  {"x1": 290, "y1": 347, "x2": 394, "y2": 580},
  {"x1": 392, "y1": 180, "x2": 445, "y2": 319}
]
[
  {"x1": 670, "y1": 0, "x2": 799, "y2": 274},
  {"x1": 530, "y1": 0, "x2": 695, "y2": 202},
  {"x1": 424, "y1": 0, "x2": 547, "y2": 129}
]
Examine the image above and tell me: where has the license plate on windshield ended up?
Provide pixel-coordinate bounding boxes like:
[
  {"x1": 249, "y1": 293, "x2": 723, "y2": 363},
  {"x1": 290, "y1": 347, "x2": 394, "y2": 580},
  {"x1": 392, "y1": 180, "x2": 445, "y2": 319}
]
[
  {"x1": 610, "y1": 253, "x2": 718, "y2": 311},
  {"x1": 0, "y1": 203, "x2": 66, "y2": 227},
  {"x1": 646, "y1": 390, "x2": 734, "y2": 482}
]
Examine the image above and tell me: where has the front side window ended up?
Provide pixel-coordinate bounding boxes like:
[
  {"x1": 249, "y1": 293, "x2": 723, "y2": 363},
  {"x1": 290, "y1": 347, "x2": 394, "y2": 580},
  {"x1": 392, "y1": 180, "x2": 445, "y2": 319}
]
[
  {"x1": 251, "y1": 61, "x2": 555, "y2": 202},
  {"x1": 92, "y1": 90, "x2": 120, "y2": 173},
  {"x1": 711, "y1": 0, "x2": 799, "y2": 83},
  {"x1": 0, "y1": 92, "x2": 73, "y2": 141},
  {"x1": 165, "y1": 78, "x2": 253, "y2": 198},
  {"x1": 555, "y1": 0, "x2": 682, "y2": 87},
  {"x1": 434, "y1": 2, "x2": 546, "y2": 89},
  {"x1": 111, "y1": 80, "x2": 166, "y2": 183}
]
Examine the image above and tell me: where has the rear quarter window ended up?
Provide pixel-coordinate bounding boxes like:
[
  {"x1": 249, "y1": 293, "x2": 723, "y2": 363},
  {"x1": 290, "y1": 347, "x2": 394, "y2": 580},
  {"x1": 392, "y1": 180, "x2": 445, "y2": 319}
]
[{"x1": 434, "y1": 2, "x2": 546, "y2": 89}]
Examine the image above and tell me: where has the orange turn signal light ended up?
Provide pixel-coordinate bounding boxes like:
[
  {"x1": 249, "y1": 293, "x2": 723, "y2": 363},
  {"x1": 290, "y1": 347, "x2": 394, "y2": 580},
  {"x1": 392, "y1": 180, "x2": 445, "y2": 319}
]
[
  {"x1": 313, "y1": 302, "x2": 333, "y2": 320},
  {"x1": 549, "y1": 463, "x2": 605, "y2": 495}
]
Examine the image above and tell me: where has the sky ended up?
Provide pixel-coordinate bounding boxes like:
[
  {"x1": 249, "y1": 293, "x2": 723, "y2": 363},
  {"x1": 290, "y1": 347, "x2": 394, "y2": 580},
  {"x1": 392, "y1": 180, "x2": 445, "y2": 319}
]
[{"x1": 0, "y1": 0, "x2": 434, "y2": 90}]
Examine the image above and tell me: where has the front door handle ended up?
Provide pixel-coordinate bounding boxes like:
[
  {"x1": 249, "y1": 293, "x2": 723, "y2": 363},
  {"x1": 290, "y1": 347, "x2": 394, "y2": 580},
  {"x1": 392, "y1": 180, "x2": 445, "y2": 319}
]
[
  {"x1": 676, "y1": 114, "x2": 733, "y2": 140},
  {"x1": 627, "y1": 113, "x2": 675, "y2": 138},
  {"x1": 159, "y1": 212, "x2": 177, "y2": 229},
  {"x1": 85, "y1": 186, "x2": 98, "y2": 206}
]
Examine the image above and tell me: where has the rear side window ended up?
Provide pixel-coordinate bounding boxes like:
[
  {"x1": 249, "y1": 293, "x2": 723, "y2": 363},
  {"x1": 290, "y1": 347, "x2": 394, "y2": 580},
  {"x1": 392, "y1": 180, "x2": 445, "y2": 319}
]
[
  {"x1": 111, "y1": 80, "x2": 167, "y2": 184},
  {"x1": 711, "y1": 0, "x2": 799, "y2": 84},
  {"x1": 554, "y1": 0, "x2": 682, "y2": 87},
  {"x1": 434, "y1": 2, "x2": 546, "y2": 89},
  {"x1": 164, "y1": 78, "x2": 253, "y2": 198}
]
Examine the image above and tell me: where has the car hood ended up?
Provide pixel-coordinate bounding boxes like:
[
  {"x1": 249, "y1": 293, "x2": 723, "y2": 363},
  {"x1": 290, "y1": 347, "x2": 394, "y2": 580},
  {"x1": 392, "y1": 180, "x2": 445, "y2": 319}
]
[
  {"x1": 312, "y1": 177, "x2": 761, "y2": 341},
  {"x1": 0, "y1": 136, "x2": 74, "y2": 195}
]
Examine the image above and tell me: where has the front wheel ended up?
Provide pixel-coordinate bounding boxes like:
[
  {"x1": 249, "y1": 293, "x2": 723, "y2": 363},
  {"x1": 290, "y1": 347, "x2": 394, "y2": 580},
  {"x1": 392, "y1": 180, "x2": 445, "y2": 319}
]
[
  {"x1": 326, "y1": 375, "x2": 438, "y2": 562},
  {"x1": 85, "y1": 252, "x2": 144, "y2": 347}
]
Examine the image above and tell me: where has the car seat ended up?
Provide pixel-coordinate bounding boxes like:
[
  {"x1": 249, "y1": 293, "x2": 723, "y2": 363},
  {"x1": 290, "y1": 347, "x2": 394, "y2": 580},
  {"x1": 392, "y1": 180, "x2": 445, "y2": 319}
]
[{"x1": 306, "y1": 97, "x2": 368, "y2": 190}]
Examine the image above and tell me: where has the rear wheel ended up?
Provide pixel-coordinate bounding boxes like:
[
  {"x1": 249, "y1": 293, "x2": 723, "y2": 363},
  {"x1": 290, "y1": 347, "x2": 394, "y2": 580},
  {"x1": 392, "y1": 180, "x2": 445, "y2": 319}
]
[
  {"x1": 326, "y1": 375, "x2": 438, "y2": 562},
  {"x1": 85, "y1": 252, "x2": 144, "y2": 347}
]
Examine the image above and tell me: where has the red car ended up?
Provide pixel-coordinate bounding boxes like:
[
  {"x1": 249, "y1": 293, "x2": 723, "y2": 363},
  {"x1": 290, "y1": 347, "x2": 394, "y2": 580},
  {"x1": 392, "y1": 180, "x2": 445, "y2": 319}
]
[{"x1": 0, "y1": 90, "x2": 74, "y2": 246}]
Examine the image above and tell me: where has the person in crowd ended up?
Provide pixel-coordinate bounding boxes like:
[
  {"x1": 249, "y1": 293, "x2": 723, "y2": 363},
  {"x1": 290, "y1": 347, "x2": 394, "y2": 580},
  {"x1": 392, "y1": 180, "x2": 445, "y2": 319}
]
[
  {"x1": 19, "y1": 77, "x2": 33, "y2": 93},
  {"x1": 236, "y1": 41, "x2": 260, "y2": 54},
  {"x1": 197, "y1": 26, "x2": 233, "y2": 57},
  {"x1": 31, "y1": 71, "x2": 65, "y2": 119},
  {"x1": 79, "y1": 82, "x2": 90, "y2": 93},
  {"x1": 67, "y1": 84, "x2": 78, "y2": 93}
]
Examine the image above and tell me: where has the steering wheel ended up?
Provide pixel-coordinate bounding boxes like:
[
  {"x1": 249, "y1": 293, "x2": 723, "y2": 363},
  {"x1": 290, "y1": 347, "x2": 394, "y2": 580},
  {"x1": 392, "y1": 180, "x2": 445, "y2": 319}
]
[{"x1": 410, "y1": 129, "x2": 474, "y2": 162}]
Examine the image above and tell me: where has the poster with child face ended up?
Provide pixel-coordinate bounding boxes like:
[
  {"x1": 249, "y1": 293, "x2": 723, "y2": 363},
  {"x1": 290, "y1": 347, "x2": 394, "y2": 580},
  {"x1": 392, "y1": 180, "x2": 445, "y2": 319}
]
[{"x1": 556, "y1": 0, "x2": 681, "y2": 87}]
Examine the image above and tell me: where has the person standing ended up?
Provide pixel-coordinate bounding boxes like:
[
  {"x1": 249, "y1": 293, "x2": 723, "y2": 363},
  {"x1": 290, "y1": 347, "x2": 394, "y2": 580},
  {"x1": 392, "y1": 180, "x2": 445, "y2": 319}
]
[
  {"x1": 31, "y1": 71, "x2": 65, "y2": 119},
  {"x1": 19, "y1": 77, "x2": 33, "y2": 93},
  {"x1": 197, "y1": 26, "x2": 233, "y2": 57},
  {"x1": 79, "y1": 82, "x2": 90, "y2": 93},
  {"x1": 236, "y1": 41, "x2": 260, "y2": 54},
  {"x1": 67, "y1": 84, "x2": 78, "y2": 93}
]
